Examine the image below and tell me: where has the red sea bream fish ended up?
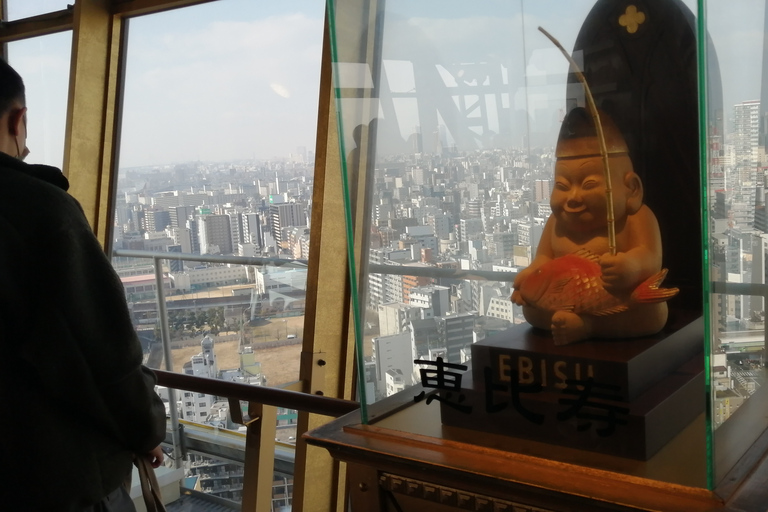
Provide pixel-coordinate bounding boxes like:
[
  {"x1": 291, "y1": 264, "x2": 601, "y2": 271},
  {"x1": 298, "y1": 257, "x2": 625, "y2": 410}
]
[{"x1": 518, "y1": 250, "x2": 679, "y2": 315}]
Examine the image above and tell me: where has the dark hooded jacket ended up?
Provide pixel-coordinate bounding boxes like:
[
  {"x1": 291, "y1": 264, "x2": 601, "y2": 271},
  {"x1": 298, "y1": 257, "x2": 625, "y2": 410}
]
[{"x1": 0, "y1": 152, "x2": 166, "y2": 510}]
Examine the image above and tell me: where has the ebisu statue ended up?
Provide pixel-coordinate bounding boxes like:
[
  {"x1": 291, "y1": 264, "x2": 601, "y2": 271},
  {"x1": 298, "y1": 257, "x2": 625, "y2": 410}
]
[{"x1": 511, "y1": 107, "x2": 678, "y2": 345}]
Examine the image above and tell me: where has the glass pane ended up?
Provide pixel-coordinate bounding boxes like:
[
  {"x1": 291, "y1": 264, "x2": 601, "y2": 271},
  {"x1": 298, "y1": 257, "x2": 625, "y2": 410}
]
[
  {"x1": 6, "y1": 31, "x2": 71, "y2": 169},
  {"x1": 332, "y1": 0, "x2": 706, "y2": 489},
  {"x1": 703, "y1": 0, "x2": 768, "y2": 488},
  {"x1": 111, "y1": 0, "x2": 324, "y2": 508},
  {"x1": 4, "y1": 0, "x2": 71, "y2": 21},
  {"x1": 116, "y1": 256, "x2": 307, "y2": 391}
]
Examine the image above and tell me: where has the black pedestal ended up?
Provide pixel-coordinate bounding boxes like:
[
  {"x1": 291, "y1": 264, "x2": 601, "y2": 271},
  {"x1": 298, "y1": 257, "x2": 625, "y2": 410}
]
[
  {"x1": 472, "y1": 312, "x2": 702, "y2": 401},
  {"x1": 439, "y1": 313, "x2": 704, "y2": 460}
]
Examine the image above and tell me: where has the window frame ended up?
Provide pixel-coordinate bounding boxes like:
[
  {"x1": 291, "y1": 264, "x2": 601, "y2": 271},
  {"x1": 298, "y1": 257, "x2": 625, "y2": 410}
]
[{"x1": 0, "y1": 2, "x2": 354, "y2": 511}]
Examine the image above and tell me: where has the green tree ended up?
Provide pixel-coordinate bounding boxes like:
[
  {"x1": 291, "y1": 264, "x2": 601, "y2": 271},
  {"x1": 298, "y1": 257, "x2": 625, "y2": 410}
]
[
  {"x1": 206, "y1": 307, "x2": 226, "y2": 335},
  {"x1": 186, "y1": 311, "x2": 198, "y2": 333},
  {"x1": 196, "y1": 310, "x2": 209, "y2": 329}
]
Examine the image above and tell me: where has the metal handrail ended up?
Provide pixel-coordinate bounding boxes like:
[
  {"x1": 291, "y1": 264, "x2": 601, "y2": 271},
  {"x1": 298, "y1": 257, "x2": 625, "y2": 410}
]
[
  {"x1": 155, "y1": 369, "x2": 359, "y2": 417},
  {"x1": 114, "y1": 249, "x2": 312, "y2": 468},
  {"x1": 113, "y1": 249, "x2": 309, "y2": 269},
  {"x1": 113, "y1": 249, "x2": 516, "y2": 281},
  {"x1": 369, "y1": 263, "x2": 515, "y2": 281}
]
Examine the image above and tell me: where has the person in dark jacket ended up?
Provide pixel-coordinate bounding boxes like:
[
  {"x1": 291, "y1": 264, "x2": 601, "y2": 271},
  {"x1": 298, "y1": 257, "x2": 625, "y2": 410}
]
[{"x1": 0, "y1": 59, "x2": 166, "y2": 511}]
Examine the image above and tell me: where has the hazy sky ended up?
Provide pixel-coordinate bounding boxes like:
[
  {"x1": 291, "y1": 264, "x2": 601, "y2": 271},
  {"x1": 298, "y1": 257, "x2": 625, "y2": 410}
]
[
  {"x1": 6, "y1": 0, "x2": 765, "y2": 171},
  {"x1": 10, "y1": 0, "x2": 325, "y2": 169},
  {"x1": 119, "y1": 1, "x2": 325, "y2": 168}
]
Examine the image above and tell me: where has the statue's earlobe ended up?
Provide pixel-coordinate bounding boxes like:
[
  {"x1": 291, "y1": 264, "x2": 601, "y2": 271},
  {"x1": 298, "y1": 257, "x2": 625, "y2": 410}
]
[{"x1": 624, "y1": 172, "x2": 643, "y2": 214}]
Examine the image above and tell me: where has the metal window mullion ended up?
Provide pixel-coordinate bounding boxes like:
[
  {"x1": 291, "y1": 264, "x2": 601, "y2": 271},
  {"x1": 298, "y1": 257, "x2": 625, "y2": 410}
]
[{"x1": 154, "y1": 256, "x2": 183, "y2": 468}]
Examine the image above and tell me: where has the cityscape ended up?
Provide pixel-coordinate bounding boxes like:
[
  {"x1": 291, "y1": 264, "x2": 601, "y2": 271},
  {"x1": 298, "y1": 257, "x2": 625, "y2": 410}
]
[{"x1": 108, "y1": 94, "x2": 767, "y2": 505}]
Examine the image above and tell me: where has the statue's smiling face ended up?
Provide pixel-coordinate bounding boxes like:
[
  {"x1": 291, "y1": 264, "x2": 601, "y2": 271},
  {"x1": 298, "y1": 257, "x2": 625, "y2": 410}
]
[
  {"x1": 552, "y1": 155, "x2": 609, "y2": 232},
  {"x1": 551, "y1": 145, "x2": 635, "y2": 234}
]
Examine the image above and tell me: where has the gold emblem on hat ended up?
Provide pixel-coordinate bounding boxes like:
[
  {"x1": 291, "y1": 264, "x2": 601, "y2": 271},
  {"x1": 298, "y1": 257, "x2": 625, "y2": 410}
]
[{"x1": 619, "y1": 5, "x2": 646, "y2": 34}]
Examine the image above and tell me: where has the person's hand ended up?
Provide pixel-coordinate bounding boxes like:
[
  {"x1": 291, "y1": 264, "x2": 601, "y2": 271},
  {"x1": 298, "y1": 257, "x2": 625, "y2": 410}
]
[{"x1": 145, "y1": 446, "x2": 165, "y2": 468}]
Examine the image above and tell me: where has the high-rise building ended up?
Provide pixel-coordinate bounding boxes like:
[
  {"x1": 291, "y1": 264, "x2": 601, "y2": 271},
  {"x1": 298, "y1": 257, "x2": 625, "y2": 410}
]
[
  {"x1": 241, "y1": 212, "x2": 262, "y2": 247},
  {"x1": 412, "y1": 166, "x2": 428, "y2": 185},
  {"x1": 733, "y1": 100, "x2": 760, "y2": 169},
  {"x1": 517, "y1": 221, "x2": 543, "y2": 250},
  {"x1": 169, "y1": 205, "x2": 197, "y2": 228},
  {"x1": 534, "y1": 179, "x2": 552, "y2": 202},
  {"x1": 167, "y1": 245, "x2": 184, "y2": 273},
  {"x1": 490, "y1": 231, "x2": 516, "y2": 259},
  {"x1": 113, "y1": 195, "x2": 130, "y2": 234},
  {"x1": 404, "y1": 225, "x2": 438, "y2": 253},
  {"x1": 749, "y1": 234, "x2": 768, "y2": 316},
  {"x1": 409, "y1": 285, "x2": 451, "y2": 317},
  {"x1": 372, "y1": 332, "x2": 415, "y2": 398},
  {"x1": 185, "y1": 218, "x2": 200, "y2": 254},
  {"x1": 436, "y1": 313, "x2": 476, "y2": 364},
  {"x1": 226, "y1": 210, "x2": 243, "y2": 247},
  {"x1": 378, "y1": 302, "x2": 423, "y2": 336},
  {"x1": 756, "y1": 186, "x2": 768, "y2": 233},
  {"x1": 269, "y1": 202, "x2": 306, "y2": 249},
  {"x1": 760, "y1": 2, "x2": 768, "y2": 150},
  {"x1": 143, "y1": 208, "x2": 171, "y2": 232},
  {"x1": 459, "y1": 218, "x2": 484, "y2": 242},
  {"x1": 465, "y1": 199, "x2": 482, "y2": 218},
  {"x1": 152, "y1": 190, "x2": 181, "y2": 209},
  {"x1": 427, "y1": 212, "x2": 453, "y2": 240},
  {"x1": 198, "y1": 214, "x2": 233, "y2": 254}
]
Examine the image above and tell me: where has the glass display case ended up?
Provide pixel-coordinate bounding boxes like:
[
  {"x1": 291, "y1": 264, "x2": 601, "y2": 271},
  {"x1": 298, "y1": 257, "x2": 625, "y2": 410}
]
[{"x1": 315, "y1": 0, "x2": 768, "y2": 506}]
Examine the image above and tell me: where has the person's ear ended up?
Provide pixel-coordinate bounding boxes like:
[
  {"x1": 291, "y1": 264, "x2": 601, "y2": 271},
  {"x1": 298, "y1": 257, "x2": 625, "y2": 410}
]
[
  {"x1": 8, "y1": 106, "x2": 26, "y2": 137},
  {"x1": 624, "y1": 171, "x2": 643, "y2": 214}
]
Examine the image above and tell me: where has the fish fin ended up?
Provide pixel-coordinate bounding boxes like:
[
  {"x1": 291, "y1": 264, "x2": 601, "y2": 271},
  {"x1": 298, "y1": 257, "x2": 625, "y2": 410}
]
[
  {"x1": 555, "y1": 305, "x2": 576, "y2": 312},
  {"x1": 573, "y1": 248, "x2": 600, "y2": 262},
  {"x1": 550, "y1": 277, "x2": 574, "y2": 294},
  {"x1": 632, "y1": 269, "x2": 680, "y2": 304},
  {"x1": 593, "y1": 305, "x2": 629, "y2": 316}
]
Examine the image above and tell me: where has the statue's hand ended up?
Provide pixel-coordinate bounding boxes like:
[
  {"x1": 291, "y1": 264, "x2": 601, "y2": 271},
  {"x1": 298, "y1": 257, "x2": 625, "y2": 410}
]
[
  {"x1": 599, "y1": 252, "x2": 641, "y2": 292},
  {"x1": 511, "y1": 288, "x2": 528, "y2": 306},
  {"x1": 511, "y1": 266, "x2": 534, "y2": 305}
]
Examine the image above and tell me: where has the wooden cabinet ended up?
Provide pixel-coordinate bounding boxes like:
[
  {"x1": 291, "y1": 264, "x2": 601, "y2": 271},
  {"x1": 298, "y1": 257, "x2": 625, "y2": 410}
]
[{"x1": 305, "y1": 389, "x2": 768, "y2": 512}]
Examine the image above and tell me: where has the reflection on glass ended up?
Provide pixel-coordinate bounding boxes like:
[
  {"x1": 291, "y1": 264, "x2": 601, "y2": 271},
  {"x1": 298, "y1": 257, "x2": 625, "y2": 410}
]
[
  {"x1": 187, "y1": 454, "x2": 246, "y2": 502},
  {"x1": 185, "y1": 451, "x2": 294, "y2": 509},
  {"x1": 337, "y1": 1, "x2": 606, "y2": 407},
  {"x1": 332, "y1": 0, "x2": 711, "y2": 490},
  {"x1": 708, "y1": 164, "x2": 768, "y2": 429},
  {"x1": 6, "y1": 32, "x2": 71, "y2": 169},
  {"x1": 366, "y1": 278, "x2": 521, "y2": 402},
  {"x1": 704, "y1": 0, "x2": 768, "y2": 486}
]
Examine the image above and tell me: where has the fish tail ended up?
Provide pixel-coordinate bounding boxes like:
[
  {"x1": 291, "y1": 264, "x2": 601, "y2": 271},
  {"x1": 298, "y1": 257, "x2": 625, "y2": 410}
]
[{"x1": 631, "y1": 269, "x2": 679, "y2": 304}]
